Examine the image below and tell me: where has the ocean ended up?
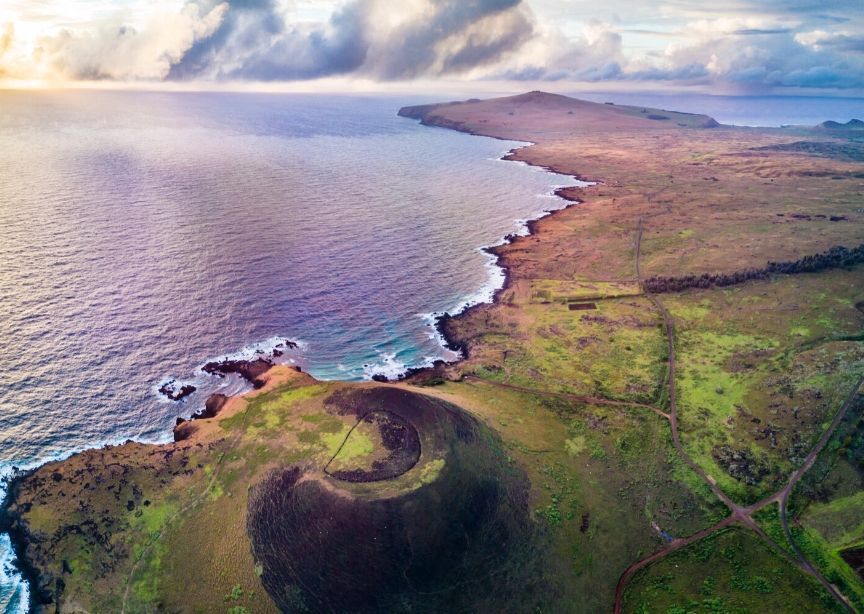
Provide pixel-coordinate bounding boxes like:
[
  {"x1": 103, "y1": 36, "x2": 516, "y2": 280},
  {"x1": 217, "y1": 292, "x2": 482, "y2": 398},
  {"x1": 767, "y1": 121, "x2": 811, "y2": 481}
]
[{"x1": 0, "y1": 89, "x2": 858, "y2": 611}]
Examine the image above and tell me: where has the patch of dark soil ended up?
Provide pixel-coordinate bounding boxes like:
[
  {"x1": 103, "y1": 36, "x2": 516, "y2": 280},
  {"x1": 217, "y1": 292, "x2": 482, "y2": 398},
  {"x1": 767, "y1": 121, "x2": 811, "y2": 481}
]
[
  {"x1": 841, "y1": 547, "x2": 864, "y2": 580},
  {"x1": 248, "y1": 389, "x2": 549, "y2": 612},
  {"x1": 325, "y1": 411, "x2": 421, "y2": 482},
  {"x1": 569, "y1": 302, "x2": 597, "y2": 311},
  {"x1": 712, "y1": 445, "x2": 772, "y2": 486},
  {"x1": 752, "y1": 140, "x2": 864, "y2": 162}
]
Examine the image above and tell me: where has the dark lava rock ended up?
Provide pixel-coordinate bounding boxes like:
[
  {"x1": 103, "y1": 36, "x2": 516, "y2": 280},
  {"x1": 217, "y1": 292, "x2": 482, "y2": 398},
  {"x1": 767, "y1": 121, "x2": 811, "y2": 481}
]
[
  {"x1": 841, "y1": 547, "x2": 864, "y2": 580},
  {"x1": 201, "y1": 358, "x2": 273, "y2": 387},
  {"x1": 172, "y1": 421, "x2": 198, "y2": 442},
  {"x1": 172, "y1": 389, "x2": 231, "y2": 441},
  {"x1": 403, "y1": 360, "x2": 453, "y2": 387},
  {"x1": 713, "y1": 444, "x2": 771, "y2": 485},
  {"x1": 194, "y1": 394, "x2": 229, "y2": 420},
  {"x1": 158, "y1": 380, "x2": 197, "y2": 401},
  {"x1": 247, "y1": 387, "x2": 546, "y2": 613}
]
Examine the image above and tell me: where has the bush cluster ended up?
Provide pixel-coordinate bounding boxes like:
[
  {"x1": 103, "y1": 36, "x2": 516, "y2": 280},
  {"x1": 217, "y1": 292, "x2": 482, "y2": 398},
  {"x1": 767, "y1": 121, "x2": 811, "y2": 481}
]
[{"x1": 643, "y1": 243, "x2": 864, "y2": 293}]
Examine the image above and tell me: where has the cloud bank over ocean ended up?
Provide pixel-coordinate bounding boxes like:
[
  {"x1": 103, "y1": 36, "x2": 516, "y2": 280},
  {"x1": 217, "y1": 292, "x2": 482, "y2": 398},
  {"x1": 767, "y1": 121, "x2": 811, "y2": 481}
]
[{"x1": 1, "y1": 0, "x2": 862, "y2": 89}]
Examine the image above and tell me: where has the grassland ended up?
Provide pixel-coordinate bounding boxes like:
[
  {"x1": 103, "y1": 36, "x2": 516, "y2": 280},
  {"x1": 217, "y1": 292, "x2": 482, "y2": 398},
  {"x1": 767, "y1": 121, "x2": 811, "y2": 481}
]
[
  {"x1": 4, "y1": 92, "x2": 863, "y2": 612},
  {"x1": 665, "y1": 269, "x2": 864, "y2": 504},
  {"x1": 622, "y1": 528, "x2": 844, "y2": 613}
]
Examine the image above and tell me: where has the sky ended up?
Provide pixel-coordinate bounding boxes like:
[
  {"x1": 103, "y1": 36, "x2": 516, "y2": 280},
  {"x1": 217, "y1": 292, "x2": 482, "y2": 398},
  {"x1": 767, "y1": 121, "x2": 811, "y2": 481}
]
[{"x1": 0, "y1": 0, "x2": 862, "y2": 93}]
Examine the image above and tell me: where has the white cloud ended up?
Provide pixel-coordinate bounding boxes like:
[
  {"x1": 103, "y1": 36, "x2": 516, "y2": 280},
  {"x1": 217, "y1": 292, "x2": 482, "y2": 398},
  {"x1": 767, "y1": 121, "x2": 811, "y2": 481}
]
[
  {"x1": 33, "y1": 2, "x2": 228, "y2": 80},
  {"x1": 0, "y1": 0, "x2": 861, "y2": 90}
]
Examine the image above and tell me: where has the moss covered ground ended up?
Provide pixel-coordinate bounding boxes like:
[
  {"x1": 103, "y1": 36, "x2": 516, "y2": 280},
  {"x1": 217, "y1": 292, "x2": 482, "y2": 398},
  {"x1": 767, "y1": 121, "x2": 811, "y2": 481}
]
[{"x1": 666, "y1": 268, "x2": 864, "y2": 504}]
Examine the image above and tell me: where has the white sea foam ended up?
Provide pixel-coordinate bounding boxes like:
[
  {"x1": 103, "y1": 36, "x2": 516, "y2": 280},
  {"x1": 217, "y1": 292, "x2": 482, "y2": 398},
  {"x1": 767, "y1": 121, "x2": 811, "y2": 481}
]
[
  {"x1": 0, "y1": 534, "x2": 27, "y2": 614},
  {"x1": 198, "y1": 335, "x2": 307, "y2": 369},
  {"x1": 152, "y1": 335, "x2": 308, "y2": 419},
  {"x1": 363, "y1": 353, "x2": 408, "y2": 380},
  {"x1": 414, "y1": 145, "x2": 595, "y2": 371},
  {"x1": 362, "y1": 351, "x2": 446, "y2": 381}
]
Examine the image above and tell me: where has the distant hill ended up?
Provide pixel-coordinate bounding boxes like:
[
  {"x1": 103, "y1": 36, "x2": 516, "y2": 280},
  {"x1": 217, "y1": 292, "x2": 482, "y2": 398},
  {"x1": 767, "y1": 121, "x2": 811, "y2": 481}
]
[
  {"x1": 399, "y1": 90, "x2": 720, "y2": 130},
  {"x1": 819, "y1": 118, "x2": 864, "y2": 130}
]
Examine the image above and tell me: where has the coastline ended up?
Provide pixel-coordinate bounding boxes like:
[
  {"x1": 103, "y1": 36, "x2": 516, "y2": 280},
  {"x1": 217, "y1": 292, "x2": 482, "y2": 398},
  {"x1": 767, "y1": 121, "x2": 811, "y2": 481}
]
[
  {"x1": 429, "y1": 182, "x2": 586, "y2": 362},
  {"x1": 0, "y1": 108, "x2": 596, "y2": 609},
  {"x1": 411, "y1": 144, "x2": 594, "y2": 376},
  {"x1": 1, "y1": 473, "x2": 43, "y2": 608},
  {"x1": 0, "y1": 364, "x2": 309, "y2": 610}
]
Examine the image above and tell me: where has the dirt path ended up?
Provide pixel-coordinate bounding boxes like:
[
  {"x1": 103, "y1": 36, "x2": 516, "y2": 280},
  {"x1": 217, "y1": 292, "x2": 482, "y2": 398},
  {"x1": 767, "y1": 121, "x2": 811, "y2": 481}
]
[
  {"x1": 613, "y1": 516, "x2": 737, "y2": 613},
  {"x1": 775, "y1": 378, "x2": 864, "y2": 612},
  {"x1": 612, "y1": 219, "x2": 861, "y2": 613}
]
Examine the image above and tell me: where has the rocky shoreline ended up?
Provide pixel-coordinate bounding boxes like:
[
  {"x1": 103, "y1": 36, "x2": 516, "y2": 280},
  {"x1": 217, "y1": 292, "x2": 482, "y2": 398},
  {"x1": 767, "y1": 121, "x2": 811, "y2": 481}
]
[
  {"x1": 397, "y1": 186, "x2": 585, "y2": 387},
  {"x1": 0, "y1": 105, "x2": 592, "y2": 609},
  {"x1": 0, "y1": 472, "x2": 53, "y2": 607},
  {"x1": 157, "y1": 380, "x2": 197, "y2": 401},
  {"x1": 393, "y1": 134, "x2": 591, "y2": 385}
]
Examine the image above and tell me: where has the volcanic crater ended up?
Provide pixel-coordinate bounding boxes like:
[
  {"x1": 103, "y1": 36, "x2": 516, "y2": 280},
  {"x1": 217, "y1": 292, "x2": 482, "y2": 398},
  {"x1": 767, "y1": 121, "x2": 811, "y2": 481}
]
[{"x1": 246, "y1": 387, "x2": 547, "y2": 612}]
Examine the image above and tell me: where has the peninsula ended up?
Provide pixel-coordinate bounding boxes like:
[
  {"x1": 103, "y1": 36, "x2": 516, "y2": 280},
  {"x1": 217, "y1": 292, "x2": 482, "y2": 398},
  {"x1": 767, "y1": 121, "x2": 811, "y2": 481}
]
[{"x1": 3, "y1": 92, "x2": 864, "y2": 613}]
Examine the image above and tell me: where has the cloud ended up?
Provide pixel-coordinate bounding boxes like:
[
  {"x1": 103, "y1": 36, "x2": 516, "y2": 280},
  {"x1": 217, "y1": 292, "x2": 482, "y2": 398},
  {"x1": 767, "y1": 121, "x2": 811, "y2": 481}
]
[
  {"x1": 0, "y1": 23, "x2": 12, "y2": 77},
  {"x1": 731, "y1": 28, "x2": 793, "y2": 35},
  {"x1": 168, "y1": 0, "x2": 536, "y2": 80},
  {"x1": 0, "y1": 23, "x2": 12, "y2": 56},
  {"x1": 2, "y1": 0, "x2": 862, "y2": 90},
  {"x1": 796, "y1": 30, "x2": 864, "y2": 53},
  {"x1": 33, "y1": 2, "x2": 228, "y2": 80},
  {"x1": 659, "y1": 22, "x2": 864, "y2": 89},
  {"x1": 494, "y1": 20, "x2": 626, "y2": 81},
  {"x1": 490, "y1": 5, "x2": 864, "y2": 90}
]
